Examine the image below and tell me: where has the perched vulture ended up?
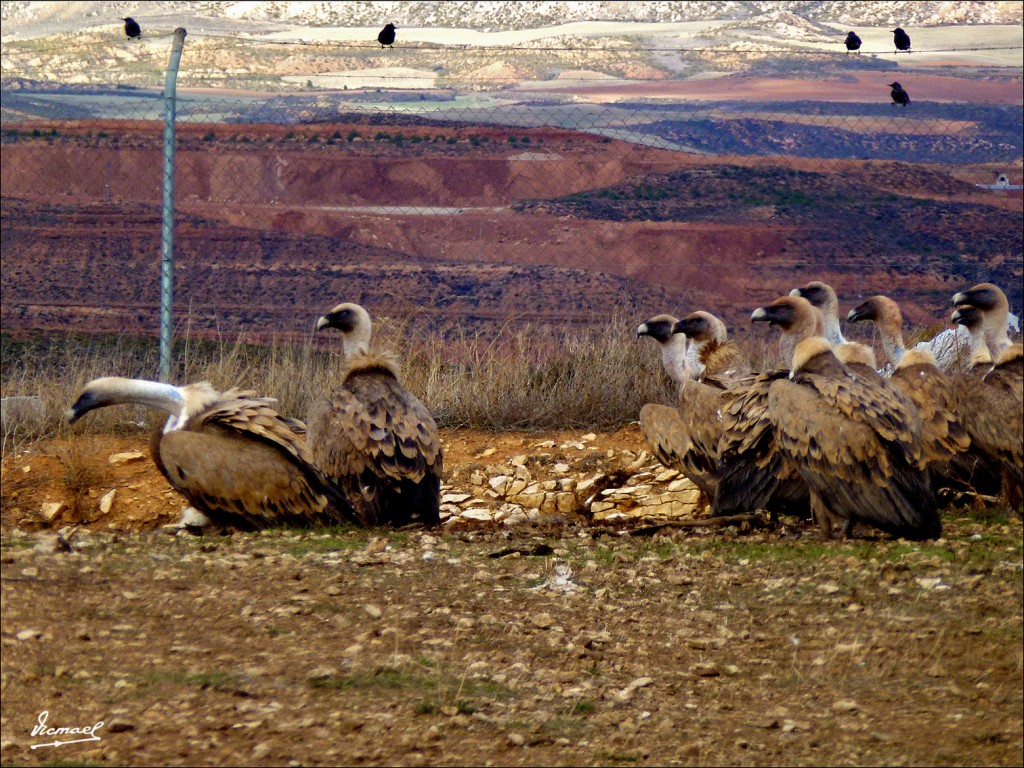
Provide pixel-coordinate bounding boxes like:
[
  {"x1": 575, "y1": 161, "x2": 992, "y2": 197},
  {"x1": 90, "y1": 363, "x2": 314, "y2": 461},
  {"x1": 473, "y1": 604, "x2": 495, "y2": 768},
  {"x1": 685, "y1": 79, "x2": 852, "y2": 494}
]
[
  {"x1": 637, "y1": 314, "x2": 689, "y2": 386},
  {"x1": 710, "y1": 296, "x2": 824, "y2": 518},
  {"x1": 952, "y1": 283, "x2": 1019, "y2": 360},
  {"x1": 790, "y1": 281, "x2": 847, "y2": 346},
  {"x1": 846, "y1": 294, "x2": 972, "y2": 374},
  {"x1": 946, "y1": 332, "x2": 1024, "y2": 507},
  {"x1": 672, "y1": 311, "x2": 751, "y2": 383},
  {"x1": 309, "y1": 303, "x2": 443, "y2": 527},
  {"x1": 67, "y1": 377, "x2": 355, "y2": 530},
  {"x1": 767, "y1": 337, "x2": 940, "y2": 540},
  {"x1": 637, "y1": 313, "x2": 722, "y2": 501}
]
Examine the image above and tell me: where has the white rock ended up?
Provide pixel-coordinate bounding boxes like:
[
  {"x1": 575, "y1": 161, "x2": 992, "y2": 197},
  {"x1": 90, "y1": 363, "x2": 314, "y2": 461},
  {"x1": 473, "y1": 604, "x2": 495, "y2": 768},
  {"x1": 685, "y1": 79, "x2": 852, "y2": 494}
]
[
  {"x1": 39, "y1": 502, "x2": 64, "y2": 522},
  {"x1": 99, "y1": 489, "x2": 116, "y2": 514},
  {"x1": 108, "y1": 451, "x2": 146, "y2": 464},
  {"x1": 17, "y1": 629, "x2": 42, "y2": 641},
  {"x1": 581, "y1": 433, "x2": 597, "y2": 442},
  {"x1": 441, "y1": 493, "x2": 472, "y2": 504},
  {"x1": 553, "y1": 463, "x2": 571, "y2": 474},
  {"x1": 460, "y1": 508, "x2": 494, "y2": 522}
]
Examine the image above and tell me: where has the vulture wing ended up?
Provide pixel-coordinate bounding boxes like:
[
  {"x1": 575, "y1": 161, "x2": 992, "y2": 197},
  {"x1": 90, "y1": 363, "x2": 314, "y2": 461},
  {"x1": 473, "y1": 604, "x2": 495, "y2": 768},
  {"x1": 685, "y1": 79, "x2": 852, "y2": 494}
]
[
  {"x1": 308, "y1": 369, "x2": 443, "y2": 527},
  {"x1": 768, "y1": 373, "x2": 939, "y2": 539},
  {"x1": 156, "y1": 393, "x2": 357, "y2": 529}
]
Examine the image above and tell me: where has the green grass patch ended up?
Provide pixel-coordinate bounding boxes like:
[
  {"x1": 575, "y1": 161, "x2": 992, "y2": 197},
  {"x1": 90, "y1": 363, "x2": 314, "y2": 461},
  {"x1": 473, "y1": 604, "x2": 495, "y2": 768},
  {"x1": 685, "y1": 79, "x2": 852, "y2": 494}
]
[{"x1": 308, "y1": 668, "x2": 438, "y2": 692}]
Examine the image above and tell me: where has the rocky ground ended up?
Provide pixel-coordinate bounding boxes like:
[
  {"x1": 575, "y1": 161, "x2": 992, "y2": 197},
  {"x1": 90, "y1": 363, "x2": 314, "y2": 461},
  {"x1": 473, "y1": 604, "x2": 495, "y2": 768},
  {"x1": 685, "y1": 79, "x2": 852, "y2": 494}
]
[{"x1": 1, "y1": 429, "x2": 1022, "y2": 766}]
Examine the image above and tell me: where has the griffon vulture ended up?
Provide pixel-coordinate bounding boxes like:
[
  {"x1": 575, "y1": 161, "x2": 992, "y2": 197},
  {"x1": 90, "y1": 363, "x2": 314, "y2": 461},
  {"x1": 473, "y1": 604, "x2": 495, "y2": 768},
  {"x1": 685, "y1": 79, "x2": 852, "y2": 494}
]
[
  {"x1": 768, "y1": 338, "x2": 940, "y2": 540},
  {"x1": 952, "y1": 283, "x2": 1019, "y2": 360},
  {"x1": 67, "y1": 377, "x2": 356, "y2": 530},
  {"x1": 790, "y1": 281, "x2": 847, "y2": 346},
  {"x1": 309, "y1": 303, "x2": 443, "y2": 527},
  {"x1": 846, "y1": 294, "x2": 971, "y2": 374},
  {"x1": 946, "y1": 334, "x2": 1023, "y2": 507},
  {"x1": 637, "y1": 313, "x2": 722, "y2": 501},
  {"x1": 710, "y1": 296, "x2": 824, "y2": 518}
]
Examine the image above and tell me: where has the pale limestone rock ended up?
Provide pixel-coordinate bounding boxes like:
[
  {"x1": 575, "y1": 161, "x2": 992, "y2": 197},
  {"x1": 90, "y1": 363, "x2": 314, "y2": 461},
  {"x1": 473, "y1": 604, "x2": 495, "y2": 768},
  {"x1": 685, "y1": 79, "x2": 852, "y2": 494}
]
[
  {"x1": 39, "y1": 502, "x2": 64, "y2": 522},
  {"x1": 108, "y1": 451, "x2": 146, "y2": 464},
  {"x1": 99, "y1": 489, "x2": 116, "y2": 514}
]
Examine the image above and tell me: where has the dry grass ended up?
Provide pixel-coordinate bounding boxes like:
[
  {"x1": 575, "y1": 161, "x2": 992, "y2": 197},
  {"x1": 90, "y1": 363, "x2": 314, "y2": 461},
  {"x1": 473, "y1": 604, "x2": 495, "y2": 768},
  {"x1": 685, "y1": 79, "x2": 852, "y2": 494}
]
[{"x1": 1, "y1": 311, "x2": 675, "y2": 457}]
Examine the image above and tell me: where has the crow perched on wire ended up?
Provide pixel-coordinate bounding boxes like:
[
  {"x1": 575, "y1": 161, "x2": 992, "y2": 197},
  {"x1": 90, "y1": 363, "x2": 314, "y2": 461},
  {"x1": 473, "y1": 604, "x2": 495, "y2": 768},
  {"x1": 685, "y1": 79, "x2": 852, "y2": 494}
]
[
  {"x1": 123, "y1": 17, "x2": 141, "y2": 40},
  {"x1": 377, "y1": 23, "x2": 396, "y2": 49},
  {"x1": 844, "y1": 31, "x2": 862, "y2": 54},
  {"x1": 889, "y1": 81, "x2": 910, "y2": 107},
  {"x1": 892, "y1": 27, "x2": 911, "y2": 52}
]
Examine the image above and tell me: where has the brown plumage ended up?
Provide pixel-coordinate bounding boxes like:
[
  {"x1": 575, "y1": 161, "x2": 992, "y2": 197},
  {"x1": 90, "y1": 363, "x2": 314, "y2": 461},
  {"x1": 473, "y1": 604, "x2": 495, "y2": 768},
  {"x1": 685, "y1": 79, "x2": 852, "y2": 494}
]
[
  {"x1": 672, "y1": 311, "x2": 751, "y2": 384},
  {"x1": 711, "y1": 296, "x2": 823, "y2": 518},
  {"x1": 834, "y1": 341, "x2": 882, "y2": 380},
  {"x1": 637, "y1": 312, "x2": 724, "y2": 501},
  {"x1": 767, "y1": 337, "x2": 939, "y2": 540},
  {"x1": 949, "y1": 342, "x2": 1024, "y2": 507},
  {"x1": 67, "y1": 378, "x2": 355, "y2": 530},
  {"x1": 952, "y1": 283, "x2": 1016, "y2": 360},
  {"x1": 308, "y1": 303, "x2": 443, "y2": 527}
]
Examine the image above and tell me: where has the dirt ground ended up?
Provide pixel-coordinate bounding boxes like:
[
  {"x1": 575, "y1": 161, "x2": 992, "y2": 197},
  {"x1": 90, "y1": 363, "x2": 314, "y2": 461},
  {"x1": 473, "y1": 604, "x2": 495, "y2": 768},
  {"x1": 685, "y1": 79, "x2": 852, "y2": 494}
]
[{"x1": 1, "y1": 429, "x2": 1022, "y2": 766}]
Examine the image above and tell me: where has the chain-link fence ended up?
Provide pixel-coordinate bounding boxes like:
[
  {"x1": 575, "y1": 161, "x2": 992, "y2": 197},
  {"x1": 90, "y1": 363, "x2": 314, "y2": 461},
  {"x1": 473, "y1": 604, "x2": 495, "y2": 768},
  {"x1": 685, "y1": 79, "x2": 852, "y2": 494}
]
[{"x1": 2, "y1": 73, "x2": 1022, "y2": 346}]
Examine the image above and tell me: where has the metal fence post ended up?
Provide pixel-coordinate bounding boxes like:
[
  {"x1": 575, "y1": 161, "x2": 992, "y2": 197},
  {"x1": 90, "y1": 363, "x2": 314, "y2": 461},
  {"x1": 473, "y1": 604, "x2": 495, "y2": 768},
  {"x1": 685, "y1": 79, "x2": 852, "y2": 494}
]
[{"x1": 160, "y1": 28, "x2": 187, "y2": 383}]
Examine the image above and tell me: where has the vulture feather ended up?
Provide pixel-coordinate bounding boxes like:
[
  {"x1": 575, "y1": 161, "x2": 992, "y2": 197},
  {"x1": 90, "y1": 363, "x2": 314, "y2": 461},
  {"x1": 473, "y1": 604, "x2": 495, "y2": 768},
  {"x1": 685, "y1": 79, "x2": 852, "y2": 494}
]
[
  {"x1": 309, "y1": 303, "x2": 443, "y2": 527},
  {"x1": 67, "y1": 378, "x2": 356, "y2": 529},
  {"x1": 767, "y1": 338, "x2": 940, "y2": 540},
  {"x1": 672, "y1": 311, "x2": 751, "y2": 384}
]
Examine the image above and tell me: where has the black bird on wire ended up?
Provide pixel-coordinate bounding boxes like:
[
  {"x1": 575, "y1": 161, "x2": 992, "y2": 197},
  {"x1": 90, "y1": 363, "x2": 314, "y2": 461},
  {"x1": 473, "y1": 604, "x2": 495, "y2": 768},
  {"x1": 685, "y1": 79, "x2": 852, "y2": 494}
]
[
  {"x1": 889, "y1": 81, "x2": 910, "y2": 107},
  {"x1": 377, "y1": 23, "x2": 396, "y2": 49},
  {"x1": 123, "y1": 17, "x2": 141, "y2": 40},
  {"x1": 844, "y1": 31, "x2": 862, "y2": 54},
  {"x1": 892, "y1": 27, "x2": 911, "y2": 53}
]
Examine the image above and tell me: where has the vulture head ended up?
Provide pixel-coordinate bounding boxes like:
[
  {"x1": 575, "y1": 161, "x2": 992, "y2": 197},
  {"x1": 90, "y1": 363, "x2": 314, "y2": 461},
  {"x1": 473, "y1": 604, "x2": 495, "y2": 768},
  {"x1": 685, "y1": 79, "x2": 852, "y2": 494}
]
[
  {"x1": 317, "y1": 302, "x2": 373, "y2": 357},
  {"x1": 952, "y1": 283, "x2": 1008, "y2": 316},
  {"x1": 67, "y1": 377, "x2": 218, "y2": 429},
  {"x1": 790, "y1": 281, "x2": 839, "y2": 314},
  {"x1": 847, "y1": 295, "x2": 903, "y2": 335},
  {"x1": 672, "y1": 311, "x2": 728, "y2": 343},
  {"x1": 950, "y1": 305, "x2": 985, "y2": 335},
  {"x1": 753, "y1": 296, "x2": 826, "y2": 367},
  {"x1": 752, "y1": 296, "x2": 824, "y2": 334},
  {"x1": 636, "y1": 314, "x2": 679, "y2": 343}
]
